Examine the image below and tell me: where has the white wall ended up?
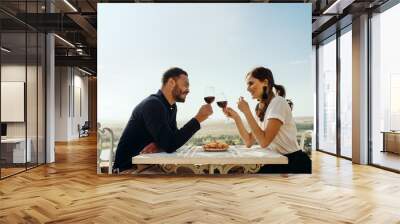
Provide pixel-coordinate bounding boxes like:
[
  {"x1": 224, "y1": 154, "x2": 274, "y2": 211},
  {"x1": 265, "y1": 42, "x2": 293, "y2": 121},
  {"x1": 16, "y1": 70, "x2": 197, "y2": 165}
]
[
  {"x1": 1, "y1": 65, "x2": 26, "y2": 133},
  {"x1": 1, "y1": 65, "x2": 39, "y2": 138},
  {"x1": 55, "y1": 67, "x2": 89, "y2": 141},
  {"x1": 55, "y1": 66, "x2": 69, "y2": 141},
  {"x1": 72, "y1": 72, "x2": 89, "y2": 138},
  {"x1": 1, "y1": 63, "x2": 46, "y2": 164}
]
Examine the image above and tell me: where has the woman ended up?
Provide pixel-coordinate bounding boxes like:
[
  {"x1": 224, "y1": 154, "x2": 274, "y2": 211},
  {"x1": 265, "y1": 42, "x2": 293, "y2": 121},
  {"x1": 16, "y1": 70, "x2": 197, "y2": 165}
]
[{"x1": 223, "y1": 67, "x2": 311, "y2": 173}]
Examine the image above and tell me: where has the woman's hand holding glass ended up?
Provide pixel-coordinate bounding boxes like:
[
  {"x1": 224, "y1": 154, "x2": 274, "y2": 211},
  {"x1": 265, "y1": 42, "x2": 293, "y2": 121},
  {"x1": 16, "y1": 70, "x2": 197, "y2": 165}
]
[
  {"x1": 223, "y1": 107, "x2": 239, "y2": 121},
  {"x1": 237, "y1": 97, "x2": 251, "y2": 115}
]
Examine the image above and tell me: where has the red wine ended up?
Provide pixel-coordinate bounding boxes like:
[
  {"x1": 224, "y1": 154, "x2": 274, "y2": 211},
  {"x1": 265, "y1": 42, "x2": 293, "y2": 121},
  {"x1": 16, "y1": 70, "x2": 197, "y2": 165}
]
[
  {"x1": 204, "y1": 96, "x2": 215, "y2": 104},
  {"x1": 217, "y1": 101, "x2": 227, "y2": 108}
]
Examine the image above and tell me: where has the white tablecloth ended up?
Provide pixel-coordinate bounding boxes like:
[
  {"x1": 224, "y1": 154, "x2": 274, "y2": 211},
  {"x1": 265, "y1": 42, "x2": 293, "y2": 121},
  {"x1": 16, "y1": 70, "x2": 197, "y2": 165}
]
[{"x1": 132, "y1": 145, "x2": 288, "y2": 165}]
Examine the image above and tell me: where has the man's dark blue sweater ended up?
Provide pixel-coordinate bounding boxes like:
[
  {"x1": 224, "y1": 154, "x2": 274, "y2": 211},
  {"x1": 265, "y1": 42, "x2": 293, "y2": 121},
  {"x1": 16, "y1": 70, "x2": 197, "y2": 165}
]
[{"x1": 113, "y1": 90, "x2": 200, "y2": 171}]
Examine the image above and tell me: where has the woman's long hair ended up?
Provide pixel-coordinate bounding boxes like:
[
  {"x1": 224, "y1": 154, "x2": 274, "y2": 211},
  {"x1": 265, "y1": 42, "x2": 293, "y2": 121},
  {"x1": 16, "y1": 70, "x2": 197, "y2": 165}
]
[{"x1": 247, "y1": 67, "x2": 286, "y2": 122}]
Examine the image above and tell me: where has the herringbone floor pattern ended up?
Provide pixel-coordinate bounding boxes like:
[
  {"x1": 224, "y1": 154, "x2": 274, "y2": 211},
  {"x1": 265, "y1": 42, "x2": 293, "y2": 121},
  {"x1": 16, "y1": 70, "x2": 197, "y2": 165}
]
[{"x1": 1, "y1": 135, "x2": 400, "y2": 224}]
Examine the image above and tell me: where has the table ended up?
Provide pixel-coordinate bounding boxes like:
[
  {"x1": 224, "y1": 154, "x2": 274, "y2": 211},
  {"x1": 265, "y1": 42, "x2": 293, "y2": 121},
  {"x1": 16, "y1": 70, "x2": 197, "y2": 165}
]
[
  {"x1": 381, "y1": 131, "x2": 400, "y2": 154},
  {"x1": 132, "y1": 145, "x2": 288, "y2": 174},
  {"x1": 1, "y1": 138, "x2": 32, "y2": 164}
]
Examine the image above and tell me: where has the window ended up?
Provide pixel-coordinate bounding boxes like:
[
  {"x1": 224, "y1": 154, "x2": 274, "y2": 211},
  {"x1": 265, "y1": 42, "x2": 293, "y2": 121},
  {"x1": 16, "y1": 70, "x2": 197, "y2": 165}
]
[
  {"x1": 318, "y1": 35, "x2": 337, "y2": 154},
  {"x1": 371, "y1": 3, "x2": 400, "y2": 171},
  {"x1": 340, "y1": 28, "x2": 352, "y2": 158}
]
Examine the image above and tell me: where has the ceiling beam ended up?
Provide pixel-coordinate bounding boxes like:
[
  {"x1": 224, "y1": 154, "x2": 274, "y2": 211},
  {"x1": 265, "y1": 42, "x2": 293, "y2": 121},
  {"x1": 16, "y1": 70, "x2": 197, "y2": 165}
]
[
  {"x1": 323, "y1": 0, "x2": 356, "y2": 14},
  {"x1": 67, "y1": 13, "x2": 97, "y2": 41},
  {"x1": 55, "y1": 55, "x2": 96, "y2": 71}
]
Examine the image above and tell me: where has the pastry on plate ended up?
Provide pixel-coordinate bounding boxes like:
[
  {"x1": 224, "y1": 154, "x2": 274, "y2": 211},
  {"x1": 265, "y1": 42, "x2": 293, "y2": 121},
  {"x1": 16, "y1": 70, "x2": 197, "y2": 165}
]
[{"x1": 202, "y1": 141, "x2": 229, "y2": 152}]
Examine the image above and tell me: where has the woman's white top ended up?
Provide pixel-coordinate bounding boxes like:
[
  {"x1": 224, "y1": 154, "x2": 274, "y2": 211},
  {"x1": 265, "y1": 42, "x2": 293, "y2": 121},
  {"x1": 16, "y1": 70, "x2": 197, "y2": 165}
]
[{"x1": 257, "y1": 96, "x2": 299, "y2": 155}]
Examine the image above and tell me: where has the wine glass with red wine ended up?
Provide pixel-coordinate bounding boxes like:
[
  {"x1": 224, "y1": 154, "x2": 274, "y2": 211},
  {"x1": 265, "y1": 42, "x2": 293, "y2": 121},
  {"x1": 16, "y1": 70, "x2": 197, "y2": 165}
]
[
  {"x1": 204, "y1": 86, "x2": 215, "y2": 104},
  {"x1": 217, "y1": 92, "x2": 229, "y2": 123}
]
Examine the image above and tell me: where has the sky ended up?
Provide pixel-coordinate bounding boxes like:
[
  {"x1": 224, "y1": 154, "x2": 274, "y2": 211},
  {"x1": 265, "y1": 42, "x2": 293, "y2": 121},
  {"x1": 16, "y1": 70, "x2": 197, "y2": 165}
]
[{"x1": 98, "y1": 3, "x2": 312, "y2": 124}]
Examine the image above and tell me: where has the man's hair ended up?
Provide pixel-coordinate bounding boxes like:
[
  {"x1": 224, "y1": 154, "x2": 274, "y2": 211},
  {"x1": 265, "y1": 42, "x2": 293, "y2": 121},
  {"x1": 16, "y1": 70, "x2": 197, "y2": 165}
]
[{"x1": 162, "y1": 67, "x2": 188, "y2": 86}]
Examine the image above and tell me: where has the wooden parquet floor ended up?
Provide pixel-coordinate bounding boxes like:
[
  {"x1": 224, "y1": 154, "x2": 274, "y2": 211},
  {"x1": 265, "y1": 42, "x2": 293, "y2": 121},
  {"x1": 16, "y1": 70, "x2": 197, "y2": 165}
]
[{"x1": 1, "y1": 135, "x2": 400, "y2": 224}]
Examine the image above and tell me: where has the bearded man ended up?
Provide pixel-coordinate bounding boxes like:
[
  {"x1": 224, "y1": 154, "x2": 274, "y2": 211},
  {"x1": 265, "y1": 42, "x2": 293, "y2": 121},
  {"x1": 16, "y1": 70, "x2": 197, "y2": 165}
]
[{"x1": 112, "y1": 67, "x2": 213, "y2": 173}]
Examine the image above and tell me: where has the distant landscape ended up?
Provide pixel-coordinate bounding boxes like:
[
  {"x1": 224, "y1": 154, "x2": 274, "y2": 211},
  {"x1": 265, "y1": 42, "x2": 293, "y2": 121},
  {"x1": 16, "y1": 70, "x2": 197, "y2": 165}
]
[{"x1": 99, "y1": 116, "x2": 313, "y2": 151}]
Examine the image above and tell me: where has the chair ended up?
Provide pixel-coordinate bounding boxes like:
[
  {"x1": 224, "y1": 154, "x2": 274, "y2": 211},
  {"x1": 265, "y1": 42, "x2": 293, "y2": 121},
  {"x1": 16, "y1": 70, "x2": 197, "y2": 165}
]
[
  {"x1": 97, "y1": 126, "x2": 116, "y2": 174},
  {"x1": 78, "y1": 121, "x2": 90, "y2": 138},
  {"x1": 299, "y1": 130, "x2": 313, "y2": 156}
]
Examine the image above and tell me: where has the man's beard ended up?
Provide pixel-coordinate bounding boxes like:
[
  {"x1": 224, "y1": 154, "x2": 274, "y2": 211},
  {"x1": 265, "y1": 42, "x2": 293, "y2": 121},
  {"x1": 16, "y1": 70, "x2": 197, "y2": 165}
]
[{"x1": 172, "y1": 86, "x2": 187, "y2": 103}]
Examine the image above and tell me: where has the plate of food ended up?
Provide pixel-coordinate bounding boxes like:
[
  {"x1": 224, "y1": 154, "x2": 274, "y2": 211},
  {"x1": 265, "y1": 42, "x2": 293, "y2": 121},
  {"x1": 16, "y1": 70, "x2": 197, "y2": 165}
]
[{"x1": 202, "y1": 141, "x2": 230, "y2": 152}]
